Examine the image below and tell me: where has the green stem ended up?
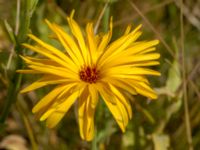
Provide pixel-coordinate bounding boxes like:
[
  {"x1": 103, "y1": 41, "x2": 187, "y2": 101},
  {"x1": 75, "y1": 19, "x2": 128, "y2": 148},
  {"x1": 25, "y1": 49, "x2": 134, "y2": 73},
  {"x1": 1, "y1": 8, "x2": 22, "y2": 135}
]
[
  {"x1": 0, "y1": 0, "x2": 38, "y2": 125},
  {"x1": 91, "y1": 129, "x2": 98, "y2": 150},
  {"x1": 0, "y1": 53, "x2": 23, "y2": 123},
  {"x1": 133, "y1": 114, "x2": 141, "y2": 150}
]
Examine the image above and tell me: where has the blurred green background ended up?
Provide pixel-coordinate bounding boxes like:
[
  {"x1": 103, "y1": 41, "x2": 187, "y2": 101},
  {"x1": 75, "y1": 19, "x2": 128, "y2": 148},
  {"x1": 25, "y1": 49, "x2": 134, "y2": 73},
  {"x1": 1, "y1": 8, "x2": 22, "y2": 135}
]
[{"x1": 0, "y1": 0, "x2": 200, "y2": 149}]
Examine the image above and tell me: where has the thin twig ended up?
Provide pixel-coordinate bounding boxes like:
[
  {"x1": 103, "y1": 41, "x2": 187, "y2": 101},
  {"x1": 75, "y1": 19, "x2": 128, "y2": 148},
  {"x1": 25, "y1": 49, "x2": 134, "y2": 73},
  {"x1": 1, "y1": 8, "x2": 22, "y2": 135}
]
[
  {"x1": 180, "y1": 0, "x2": 194, "y2": 149},
  {"x1": 15, "y1": 0, "x2": 20, "y2": 35},
  {"x1": 175, "y1": 0, "x2": 200, "y2": 31},
  {"x1": 16, "y1": 102, "x2": 38, "y2": 150},
  {"x1": 94, "y1": 0, "x2": 110, "y2": 34},
  {"x1": 114, "y1": 0, "x2": 174, "y2": 26},
  {"x1": 127, "y1": 0, "x2": 175, "y2": 58},
  {"x1": 189, "y1": 80, "x2": 200, "y2": 101},
  {"x1": 176, "y1": 61, "x2": 200, "y2": 95}
]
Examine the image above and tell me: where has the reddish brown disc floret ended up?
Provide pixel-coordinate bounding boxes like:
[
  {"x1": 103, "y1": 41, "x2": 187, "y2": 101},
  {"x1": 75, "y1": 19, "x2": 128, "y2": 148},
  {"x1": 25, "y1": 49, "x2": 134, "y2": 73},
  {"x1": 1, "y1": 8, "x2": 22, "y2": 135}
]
[{"x1": 79, "y1": 66, "x2": 99, "y2": 83}]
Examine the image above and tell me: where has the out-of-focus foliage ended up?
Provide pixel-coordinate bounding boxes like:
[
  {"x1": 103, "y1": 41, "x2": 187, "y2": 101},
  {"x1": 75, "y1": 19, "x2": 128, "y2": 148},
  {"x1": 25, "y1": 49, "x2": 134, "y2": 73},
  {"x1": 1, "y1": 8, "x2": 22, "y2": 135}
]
[{"x1": 0, "y1": 0, "x2": 200, "y2": 149}]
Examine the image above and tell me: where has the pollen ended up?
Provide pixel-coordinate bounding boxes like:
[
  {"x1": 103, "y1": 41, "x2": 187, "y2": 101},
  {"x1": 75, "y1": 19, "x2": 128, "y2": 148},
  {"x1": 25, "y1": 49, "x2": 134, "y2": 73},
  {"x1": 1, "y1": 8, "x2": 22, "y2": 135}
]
[{"x1": 79, "y1": 66, "x2": 99, "y2": 83}]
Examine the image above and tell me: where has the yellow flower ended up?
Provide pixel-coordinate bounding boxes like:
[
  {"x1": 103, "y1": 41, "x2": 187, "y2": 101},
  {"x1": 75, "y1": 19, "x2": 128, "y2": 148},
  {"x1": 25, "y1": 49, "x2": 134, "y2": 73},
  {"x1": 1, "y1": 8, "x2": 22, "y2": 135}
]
[{"x1": 18, "y1": 12, "x2": 160, "y2": 141}]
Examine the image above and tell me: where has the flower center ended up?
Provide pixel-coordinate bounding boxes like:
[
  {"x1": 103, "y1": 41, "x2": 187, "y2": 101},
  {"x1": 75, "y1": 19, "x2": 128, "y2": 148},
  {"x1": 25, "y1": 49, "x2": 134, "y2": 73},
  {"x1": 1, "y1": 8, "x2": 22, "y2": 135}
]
[{"x1": 79, "y1": 66, "x2": 99, "y2": 83}]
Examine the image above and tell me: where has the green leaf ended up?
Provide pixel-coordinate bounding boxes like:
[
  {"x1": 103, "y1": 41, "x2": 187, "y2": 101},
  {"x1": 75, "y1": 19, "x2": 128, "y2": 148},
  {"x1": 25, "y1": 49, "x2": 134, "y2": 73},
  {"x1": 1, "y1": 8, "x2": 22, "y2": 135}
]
[
  {"x1": 166, "y1": 60, "x2": 181, "y2": 94},
  {"x1": 4, "y1": 20, "x2": 16, "y2": 45}
]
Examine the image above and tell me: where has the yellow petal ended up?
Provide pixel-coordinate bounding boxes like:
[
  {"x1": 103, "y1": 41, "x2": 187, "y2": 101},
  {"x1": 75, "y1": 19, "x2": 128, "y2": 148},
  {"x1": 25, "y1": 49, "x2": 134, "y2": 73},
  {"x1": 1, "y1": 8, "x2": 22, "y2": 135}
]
[
  {"x1": 40, "y1": 108, "x2": 55, "y2": 121},
  {"x1": 102, "y1": 78, "x2": 137, "y2": 95},
  {"x1": 67, "y1": 17, "x2": 89, "y2": 64},
  {"x1": 22, "y1": 44, "x2": 77, "y2": 73},
  {"x1": 137, "y1": 47, "x2": 156, "y2": 54},
  {"x1": 40, "y1": 83, "x2": 81, "y2": 121},
  {"x1": 124, "y1": 24, "x2": 132, "y2": 35},
  {"x1": 54, "y1": 24, "x2": 84, "y2": 65},
  {"x1": 109, "y1": 84, "x2": 132, "y2": 120},
  {"x1": 78, "y1": 88, "x2": 95, "y2": 141},
  {"x1": 27, "y1": 64, "x2": 79, "y2": 79},
  {"x1": 101, "y1": 53, "x2": 160, "y2": 70},
  {"x1": 104, "y1": 67, "x2": 160, "y2": 76},
  {"x1": 85, "y1": 98, "x2": 95, "y2": 140},
  {"x1": 17, "y1": 69, "x2": 40, "y2": 74},
  {"x1": 20, "y1": 55, "x2": 77, "y2": 77},
  {"x1": 98, "y1": 31, "x2": 142, "y2": 68},
  {"x1": 95, "y1": 82, "x2": 116, "y2": 104},
  {"x1": 88, "y1": 84, "x2": 99, "y2": 108},
  {"x1": 27, "y1": 34, "x2": 74, "y2": 63},
  {"x1": 97, "y1": 31, "x2": 112, "y2": 53},
  {"x1": 96, "y1": 18, "x2": 113, "y2": 57},
  {"x1": 116, "y1": 98, "x2": 129, "y2": 127},
  {"x1": 101, "y1": 93, "x2": 125, "y2": 132},
  {"x1": 98, "y1": 25, "x2": 142, "y2": 67},
  {"x1": 46, "y1": 91, "x2": 79, "y2": 128},
  {"x1": 113, "y1": 47, "x2": 156, "y2": 60},
  {"x1": 126, "y1": 40, "x2": 159, "y2": 55},
  {"x1": 21, "y1": 56, "x2": 60, "y2": 66},
  {"x1": 20, "y1": 75, "x2": 72, "y2": 93},
  {"x1": 130, "y1": 61, "x2": 160, "y2": 67},
  {"x1": 129, "y1": 81, "x2": 158, "y2": 99},
  {"x1": 45, "y1": 20, "x2": 84, "y2": 66},
  {"x1": 86, "y1": 22, "x2": 97, "y2": 63},
  {"x1": 32, "y1": 84, "x2": 73, "y2": 113},
  {"x1": 78, "y1": 85, "x2": 88, "y2": 139},
  {"x1": 50, "y1": 26, "x2": 80, "y2": 65}
]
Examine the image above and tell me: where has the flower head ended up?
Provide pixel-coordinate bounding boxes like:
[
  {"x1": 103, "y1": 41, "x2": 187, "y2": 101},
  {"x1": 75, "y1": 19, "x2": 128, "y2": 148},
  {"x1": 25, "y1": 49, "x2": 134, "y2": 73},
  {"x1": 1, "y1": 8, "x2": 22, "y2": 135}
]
[{"x1": 18, "y1": 12, "x2": 160, "y2": 141}]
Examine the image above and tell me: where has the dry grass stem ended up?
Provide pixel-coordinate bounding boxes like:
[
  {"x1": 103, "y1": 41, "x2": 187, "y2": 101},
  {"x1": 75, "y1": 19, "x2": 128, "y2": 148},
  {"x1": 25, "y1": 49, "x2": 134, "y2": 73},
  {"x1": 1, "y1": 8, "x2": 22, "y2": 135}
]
[
  {"x1": 128, "y1": 0, "x2": 175, "y2": 58},
  {"x1": 180, "y1": 0, "x2": 194, "y2": 149}
]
